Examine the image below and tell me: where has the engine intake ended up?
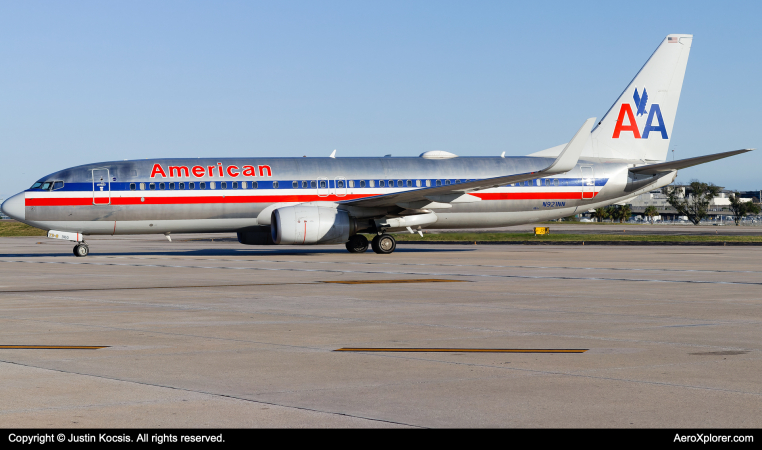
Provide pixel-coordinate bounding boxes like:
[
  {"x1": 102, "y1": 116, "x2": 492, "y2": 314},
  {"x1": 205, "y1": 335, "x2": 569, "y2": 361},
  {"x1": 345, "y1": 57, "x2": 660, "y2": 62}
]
[{"x1": 271, "y1": 206, "x2": 353, "y2": 245}]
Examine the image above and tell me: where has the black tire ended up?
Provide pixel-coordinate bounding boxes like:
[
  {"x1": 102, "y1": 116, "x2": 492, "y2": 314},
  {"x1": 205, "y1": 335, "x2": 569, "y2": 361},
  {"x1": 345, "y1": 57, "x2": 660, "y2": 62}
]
[
  {"x1": 73, "y1": 245, "x2": 79, "y2": 256},
  {"x1": 345, "y1": 235, "x2": 369, "y2": 253},
  {"x1": 371, "y1": 234, "x2": 396, "y2": 254},
  {"x1": 74, "y1": 244, "x2": 89, "y2": 257}
]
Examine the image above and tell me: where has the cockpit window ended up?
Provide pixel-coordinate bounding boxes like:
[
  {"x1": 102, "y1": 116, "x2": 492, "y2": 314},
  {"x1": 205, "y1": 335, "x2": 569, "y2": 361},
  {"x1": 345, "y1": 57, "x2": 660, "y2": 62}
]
[
  {"x1": 31, "y1": 182, "x2": 43, "y2": 189},
  {"x1": 41, "y1": 182, "x2": 52, "y2": 190},
  {"x1": 52, "y1": 181, "x2": 64, "y2": 190}
]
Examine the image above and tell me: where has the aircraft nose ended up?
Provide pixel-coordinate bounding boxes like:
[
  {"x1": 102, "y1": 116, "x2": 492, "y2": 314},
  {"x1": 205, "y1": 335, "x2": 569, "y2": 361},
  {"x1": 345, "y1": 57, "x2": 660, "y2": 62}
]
[{"x1": 1, "y1": 192, "x2": 25, "y2": 221}]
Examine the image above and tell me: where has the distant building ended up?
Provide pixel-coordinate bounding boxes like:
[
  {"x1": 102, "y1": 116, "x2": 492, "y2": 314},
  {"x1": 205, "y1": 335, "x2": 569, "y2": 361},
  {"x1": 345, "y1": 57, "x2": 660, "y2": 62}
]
[
  {"x1": 626, "y1": 185, "x2": 752, "y2": 220},
  {"x1": 579, "y1": 185, "x2": 758, "y2": 222},
  {"x1": 738, "y1": 190, "x2": 762, "y2": 202}
]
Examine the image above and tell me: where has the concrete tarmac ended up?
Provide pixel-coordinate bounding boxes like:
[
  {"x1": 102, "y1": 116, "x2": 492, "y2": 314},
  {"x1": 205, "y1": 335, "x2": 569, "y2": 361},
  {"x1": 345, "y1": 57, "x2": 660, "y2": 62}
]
[{"x1": 1, "y1": 234, "x2": 761, "y2": 428}]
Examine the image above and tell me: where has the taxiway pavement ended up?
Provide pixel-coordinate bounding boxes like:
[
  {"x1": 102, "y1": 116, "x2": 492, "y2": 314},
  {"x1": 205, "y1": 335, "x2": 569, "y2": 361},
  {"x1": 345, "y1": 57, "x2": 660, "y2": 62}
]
[{"x1": 1, "y1": 234, "x2": 761, "y2": 427}]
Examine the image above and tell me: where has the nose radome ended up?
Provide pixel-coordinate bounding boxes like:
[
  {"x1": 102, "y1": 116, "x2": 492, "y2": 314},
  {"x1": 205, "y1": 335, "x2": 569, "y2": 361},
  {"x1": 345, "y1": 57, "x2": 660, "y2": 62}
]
[{"x1": 1, "y1": 192, "x2": 25, "y2": 221}]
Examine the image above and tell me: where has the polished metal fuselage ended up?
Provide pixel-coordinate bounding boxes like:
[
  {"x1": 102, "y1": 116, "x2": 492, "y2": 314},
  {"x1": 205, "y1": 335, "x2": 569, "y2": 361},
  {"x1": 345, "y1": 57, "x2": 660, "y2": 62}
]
[{"x1": 13, "y1": 156, "x2": 672, "y2": 236}]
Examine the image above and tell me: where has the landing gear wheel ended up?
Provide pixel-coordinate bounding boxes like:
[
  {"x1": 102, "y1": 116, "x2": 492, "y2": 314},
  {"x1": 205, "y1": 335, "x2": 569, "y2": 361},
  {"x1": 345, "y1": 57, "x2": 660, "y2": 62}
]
[
  {"x1": 371, "y1": 234, "x2": 396, "y2": 254},
  {"x1": 345, "y1": 235, "x2": 369, "y2": 253},
  {"x1": 74, "y1": 244, "x2": 89, "y2": 257}
]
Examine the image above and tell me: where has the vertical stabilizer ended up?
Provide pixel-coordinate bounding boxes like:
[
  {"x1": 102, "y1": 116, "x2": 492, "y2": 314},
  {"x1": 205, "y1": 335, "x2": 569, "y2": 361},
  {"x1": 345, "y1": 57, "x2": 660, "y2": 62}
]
[{"x1": 591, "y1": 34, "x2": 692, "y2": 162}]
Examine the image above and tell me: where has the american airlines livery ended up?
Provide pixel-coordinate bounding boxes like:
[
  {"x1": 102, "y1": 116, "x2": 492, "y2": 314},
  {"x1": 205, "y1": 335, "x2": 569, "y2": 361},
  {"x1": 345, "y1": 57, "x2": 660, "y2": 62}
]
[{"x1": 1, "y1": 34, "x2": 752, "y2": 256}]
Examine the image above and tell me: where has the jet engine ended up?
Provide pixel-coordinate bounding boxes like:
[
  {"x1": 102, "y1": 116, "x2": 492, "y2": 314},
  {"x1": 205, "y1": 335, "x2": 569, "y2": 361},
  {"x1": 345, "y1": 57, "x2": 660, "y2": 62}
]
[{"x1": 271, "y1": 206, "x2": 356, "y2": 245}]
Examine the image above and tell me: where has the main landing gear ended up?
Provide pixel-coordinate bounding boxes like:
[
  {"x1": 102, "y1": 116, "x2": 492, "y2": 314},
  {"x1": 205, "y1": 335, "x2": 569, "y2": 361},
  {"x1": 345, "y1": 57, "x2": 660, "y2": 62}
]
[
  {"x1": 73, "y1": 242, "x2": 89, "y2": 257},
  {"x1": 345, "y1": 234, "x2": 397, "y2": 254},
  {"x1": 371, "y1": 234, "x2": 396, "y2": 255},
  {"x1": 345, "y1": 234, "x2": 369, "y2": 253}
]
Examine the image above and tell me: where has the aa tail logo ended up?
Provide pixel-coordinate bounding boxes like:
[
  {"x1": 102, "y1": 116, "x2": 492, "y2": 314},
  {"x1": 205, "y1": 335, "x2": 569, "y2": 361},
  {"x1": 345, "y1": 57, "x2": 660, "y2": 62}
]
[
  {"x1": 612, "y1": 87, "x2": 668, "y2": 139},
  {"x1": 633, "y1": 88, "x2": 648, "y2": 116}
]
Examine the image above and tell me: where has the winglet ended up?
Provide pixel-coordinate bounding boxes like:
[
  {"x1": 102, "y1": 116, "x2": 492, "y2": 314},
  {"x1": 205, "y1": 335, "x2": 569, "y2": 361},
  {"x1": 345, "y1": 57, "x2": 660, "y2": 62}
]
[{"x1": 542, "y1": 117, "x2": 596, "y2": 174}]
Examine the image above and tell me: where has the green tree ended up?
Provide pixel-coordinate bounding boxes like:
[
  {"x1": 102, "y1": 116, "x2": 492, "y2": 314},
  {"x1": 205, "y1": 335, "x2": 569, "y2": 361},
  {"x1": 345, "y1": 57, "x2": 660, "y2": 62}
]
[
  {"x1": 664, "y1": 181, "x2": 722, "y2": 225},
  {"x1": 728, "y1": 193, "x2": 762, "y2": 226},
  {"x1": 608, "y1": 204, "x2": 632, "y2": 223},
  {"x1": 591, "y1": 207, "x2": 609, "y2": 222},
  {"x1": 644, "y1": 205, "x2": 658, "y2": 224}
]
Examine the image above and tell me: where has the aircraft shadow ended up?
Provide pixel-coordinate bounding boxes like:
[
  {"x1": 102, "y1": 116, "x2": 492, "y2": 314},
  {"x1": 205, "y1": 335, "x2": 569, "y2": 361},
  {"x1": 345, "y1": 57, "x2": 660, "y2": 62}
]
[{"x1": 0, "y1": 247, "x2": 475, "y2": 258}]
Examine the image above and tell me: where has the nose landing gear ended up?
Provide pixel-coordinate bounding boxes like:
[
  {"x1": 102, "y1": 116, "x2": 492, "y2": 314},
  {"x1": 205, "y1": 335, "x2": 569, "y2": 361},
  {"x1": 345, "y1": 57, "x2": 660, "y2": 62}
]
[{"x1": 73, "y1": 242, "x2": 89, "y2": 257}]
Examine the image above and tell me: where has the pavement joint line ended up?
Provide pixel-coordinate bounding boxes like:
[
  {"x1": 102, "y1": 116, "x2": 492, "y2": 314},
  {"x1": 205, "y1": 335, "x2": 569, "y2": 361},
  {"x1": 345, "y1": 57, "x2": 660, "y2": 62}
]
[
  {"x1": 0, "y1": 359, "x2": 421, "y2": 428},
  {"x1": 10, "y1": 285, "x2": 756, "y2": 328},
  {"x1": 96, "y1": 254, "x2": 762, "y2": 276},
  {"x1": 354, "y1": 352, "x2": 762, "y2": 397},
  {"x1": 0, "y1": 279, "x2": 461, "y2": 294},
  {"x1": 2, "y1": 258, "x2": 762, "y2": 286},
  {"x1": 7, "y1": 312, "x2": 756, "y2": 354}
]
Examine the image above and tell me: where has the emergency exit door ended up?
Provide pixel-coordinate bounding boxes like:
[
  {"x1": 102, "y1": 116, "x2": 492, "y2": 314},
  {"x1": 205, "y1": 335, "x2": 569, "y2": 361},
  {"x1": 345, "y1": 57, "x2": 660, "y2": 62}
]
[{"x1": 581, "y1": 166, "x2": 594, "y2": 199}]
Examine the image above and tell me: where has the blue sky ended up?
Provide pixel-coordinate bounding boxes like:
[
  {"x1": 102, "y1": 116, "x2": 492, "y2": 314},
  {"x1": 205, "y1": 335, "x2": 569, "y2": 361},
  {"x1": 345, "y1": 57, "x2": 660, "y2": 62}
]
[{"x1": 1, "y1": 0, "x2": 760, "y2": 198}]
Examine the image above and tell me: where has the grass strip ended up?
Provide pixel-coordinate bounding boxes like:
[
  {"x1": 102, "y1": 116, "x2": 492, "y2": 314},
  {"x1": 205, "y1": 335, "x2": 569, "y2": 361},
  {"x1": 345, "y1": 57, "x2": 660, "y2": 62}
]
[{"x1": 0, "y1": 221, "x2": 47, "y2": 237}]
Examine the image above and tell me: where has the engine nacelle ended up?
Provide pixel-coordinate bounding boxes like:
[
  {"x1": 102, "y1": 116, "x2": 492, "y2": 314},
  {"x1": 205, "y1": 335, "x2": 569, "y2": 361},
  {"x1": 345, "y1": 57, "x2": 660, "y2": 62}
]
[
  {"x1": 271, "y1": 206, "x2": 352, "y2": 245},
  {"x1": 237, "y1": 226, "x2": 275, "y2": 245}
]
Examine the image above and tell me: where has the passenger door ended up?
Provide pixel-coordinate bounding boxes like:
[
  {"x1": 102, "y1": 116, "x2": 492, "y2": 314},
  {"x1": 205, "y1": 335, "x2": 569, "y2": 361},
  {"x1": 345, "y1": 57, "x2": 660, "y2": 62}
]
[{"x1": 92, "y1": 168, "x2": 111, "y2": 205}]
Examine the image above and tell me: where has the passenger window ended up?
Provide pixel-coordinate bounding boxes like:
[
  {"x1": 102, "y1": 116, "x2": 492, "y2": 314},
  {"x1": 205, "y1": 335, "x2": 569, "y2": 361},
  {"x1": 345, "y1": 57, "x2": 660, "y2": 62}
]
[
  {"x1": 130, "y1": 183, "x2": 136, "y2": 191},
  {"x1": 319, "y1": 180, "x2": 327, "y2": 188},
  {"x1": 252, "y1": 181, "x2": 258, "y2": 189},
  {"x1": 159, "y1": 182, "x2": 165, "y2": 190},
  {"x1": 436, "y1": 180, "x2": 441, "y2": 186},
  {"x1": 240, "y1": 181, "x2": 246, "y2": 189},
  {"x1": 360, "y1": 180, "x2": 366, "y2": 188},
  {"x1": 179, "y1": 182, "x2": 185, "y2": 190},
  {"x1": 140, "y1": 182, "x2": 145, "y2": 190},
  {"x1": 209, "y1": 182, "x2": 216, "y2": 189},
  {"x1": 426, "y1": 180, "x2": 431, "y2": 187},
  {"x1": 169, "y1": 182, "x2": 175, "y2": 190},
  {"x1": 273, "y1": 181, "x2": 279, "y2": 189},
  {"x1": 407, "y1": 180, "x2": 412, "y2": 187},
  {"x1": 53, "y1": 181, "x2": 64, "y2": 190},
  {"x1": 349, "y1": 180, "x2": 354, "y2": 188},
  {"x1": 200, "y1": 182, "x2": 206, "y2": 190},
  {"x1": 337, "y1": 180, "x2": 344, "y2": 188},
  {"x1": 397, "y1": 180, "x2": 402, "y2": 187},
  {"x1": 369, "y1": 180, "x2": 375, "y2": 187},
  {"x1": 293, "y1": 181, "x2": 298, "y2": 188},
  {"x1": 149, "y1": 183, "x2": 156, "y2": 190},
  {"x1": 310, "y1": 180, "x2": 316, "y2": 188},
  {"x1": 189, "y1": 182, "x2": 195, "y2": 190},
  {"x1": 233, "y1": 181, "x2": 238, "y2": 189},
  {"x1": 379, "y1": 180, "x2": 385, "y2": 187},
  {"x1": 416, "y1": 180, "x2": 421, "y2": 187},
  {"x1": 221, "y1": 182, "x2": 227, "y2": 189},
  {"x1": 445, "y1": 180, "x2": 451, "y2": 185},
  {"x1": 554, "y1": 179, "x2": 559, "y2": 186}
]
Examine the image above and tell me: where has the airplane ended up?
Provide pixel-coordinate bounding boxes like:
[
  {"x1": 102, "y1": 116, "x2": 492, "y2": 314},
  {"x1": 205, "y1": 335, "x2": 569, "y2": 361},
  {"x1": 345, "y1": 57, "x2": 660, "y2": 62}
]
[{"x1": 0, "y1": 34, "x2": 752, "y2": 257}]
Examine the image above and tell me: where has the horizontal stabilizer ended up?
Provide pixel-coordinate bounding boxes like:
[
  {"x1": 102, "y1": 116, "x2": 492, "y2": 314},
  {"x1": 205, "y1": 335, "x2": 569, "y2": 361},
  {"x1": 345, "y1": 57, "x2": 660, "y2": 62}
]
[{"x1": 629, "y1": 149, "x2": 753, "y2": 175}]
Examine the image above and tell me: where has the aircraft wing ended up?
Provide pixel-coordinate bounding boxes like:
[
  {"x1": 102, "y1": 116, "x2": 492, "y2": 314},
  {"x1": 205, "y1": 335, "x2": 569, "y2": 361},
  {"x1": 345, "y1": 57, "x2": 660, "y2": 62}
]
[
  {"x1": 340, "y1": 117, "x2": 596, "y2": 209},
  {"x1": 629, "y1": 149, "x2": 753, "y2": 175}
]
